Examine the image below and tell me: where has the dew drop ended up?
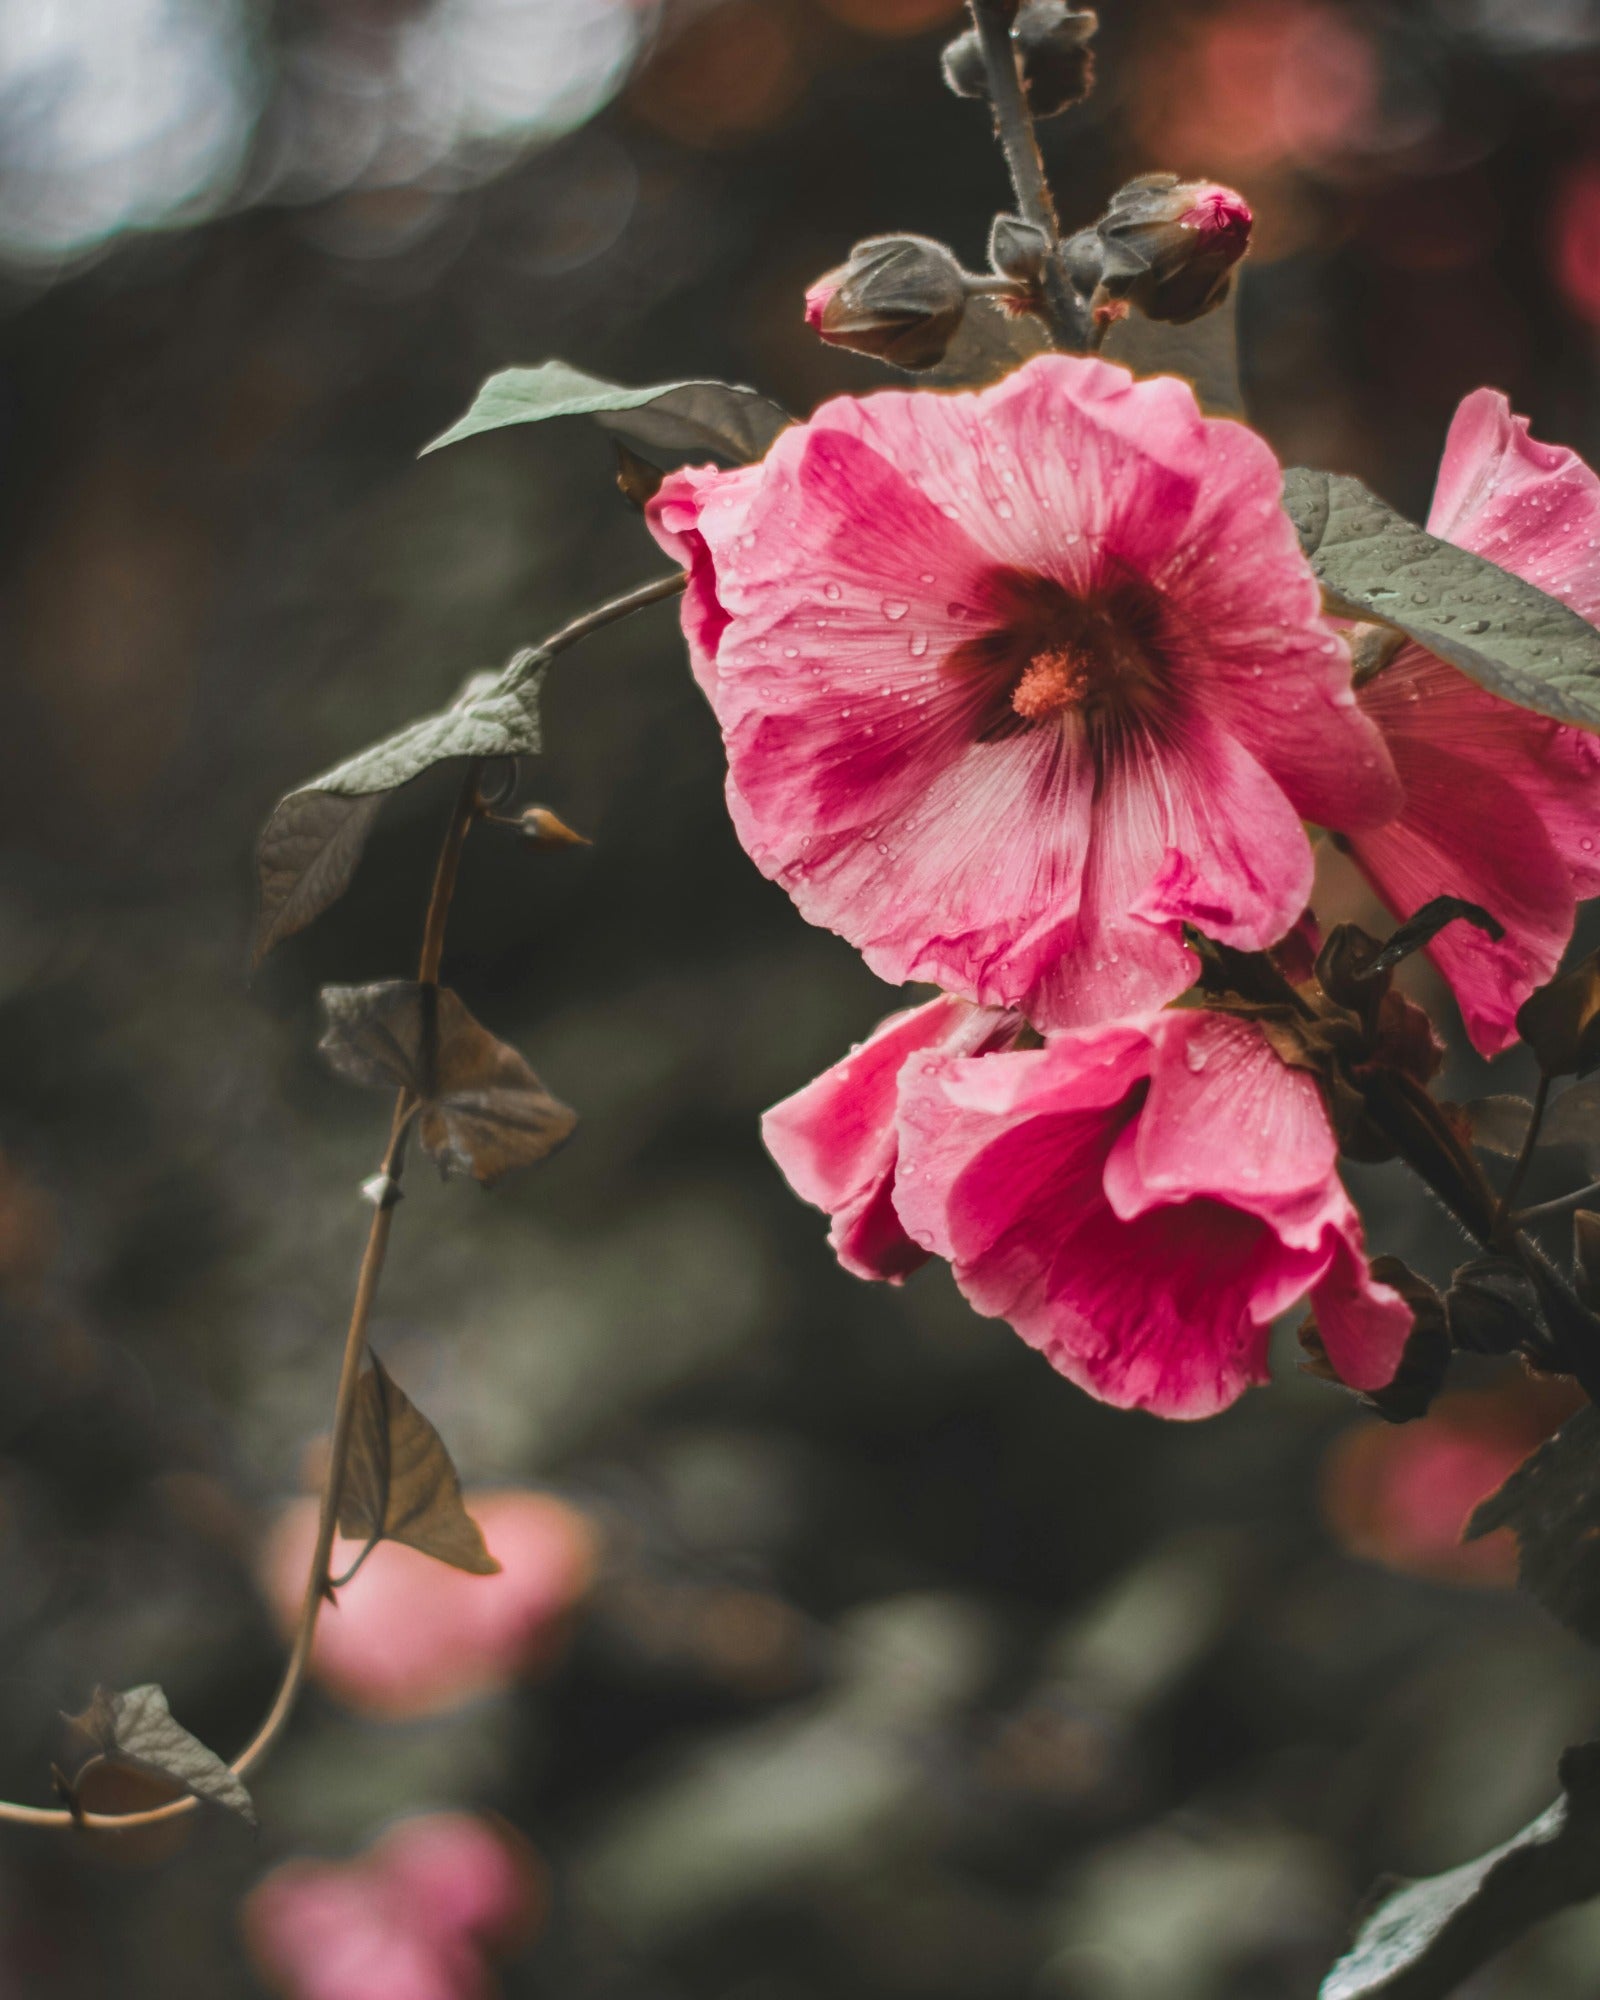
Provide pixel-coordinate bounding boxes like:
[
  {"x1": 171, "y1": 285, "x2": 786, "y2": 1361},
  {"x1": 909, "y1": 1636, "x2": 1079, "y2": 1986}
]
[
  {"x1": 882, "y1": 599, "x2": 909, "y2": 621},
  {"x1": 1463, "y1": 618, "x2": 1489, "y2": 634},
  {"x1": 909, "y1": 633, "x2": 929, "y2": 657},
  {"x1": 783, "y1": 647, "x2": 799, "y2": 658},
  {"x1": 824, "y1": 582, "x2": 842, "y2": 601}
]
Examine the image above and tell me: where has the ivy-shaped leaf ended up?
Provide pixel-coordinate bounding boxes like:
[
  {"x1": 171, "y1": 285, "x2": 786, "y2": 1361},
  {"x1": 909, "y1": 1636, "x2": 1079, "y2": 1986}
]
[
  {"x1": 1283, "y1": 468, "x2": 1600, "y2": 730},
  {"x1": 338, "y1": 1354, "x2": 499, "y2": 1576},
  {"x1": 319, "y1": 981, "x2": 576, "y2": 1186},
  {"x1": 421, "y1": 361, "x2": 791, "y2": 464},
  {"x1": 1465, "y1": 1403, "x2": 1600, "y2": 1644},
  {"x1": 63, "y1": 1684, "x2": 255, "y2": 1824},
  {"x1": 253, "y1": 651, "x2": 546, "y2": 966},
  {"x1": 1459, "y1": 1094, "x2": 1537, "y2": 1158},
  {"x1": 1322, "y1": 1744, "x2": 1600, "y2": 2000}
]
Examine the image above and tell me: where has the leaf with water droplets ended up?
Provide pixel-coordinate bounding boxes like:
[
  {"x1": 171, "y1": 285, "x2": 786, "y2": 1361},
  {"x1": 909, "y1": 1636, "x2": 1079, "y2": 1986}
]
[
  {"x1": 1322, "y1": 1743, "x2": 1600, "y2": 2000},
  {"x1": 1284, "y1": 469, "x2": 1600, "y2": 729},
  {"x1": 422, "y1": 361, "x2": 791, "y2": 464}
]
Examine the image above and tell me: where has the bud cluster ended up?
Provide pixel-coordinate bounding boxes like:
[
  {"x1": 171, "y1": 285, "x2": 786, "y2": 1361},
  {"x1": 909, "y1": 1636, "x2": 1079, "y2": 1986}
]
[{"x1": 942, "y1": 2, "x2": 1098, "y2": 120}]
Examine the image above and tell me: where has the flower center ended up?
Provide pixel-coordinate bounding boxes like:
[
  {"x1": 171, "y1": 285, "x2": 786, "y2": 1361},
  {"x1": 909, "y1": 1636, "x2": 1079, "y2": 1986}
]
[{"x1": 1012, "y1": 646, "x2": 1093, "y2": 721}]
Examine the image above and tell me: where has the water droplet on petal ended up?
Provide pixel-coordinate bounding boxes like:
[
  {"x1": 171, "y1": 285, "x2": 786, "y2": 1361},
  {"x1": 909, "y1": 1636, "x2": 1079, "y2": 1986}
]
[
  {"x1": 882, "y1": 599, "x2": 909, "y2": 621},
  {"x1": 824, "y1": 582, "x2": 842, "y2": 601}
]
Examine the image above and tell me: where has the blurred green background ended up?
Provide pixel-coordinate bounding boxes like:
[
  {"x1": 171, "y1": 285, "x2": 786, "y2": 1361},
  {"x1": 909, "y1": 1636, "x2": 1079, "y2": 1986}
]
[{"x1": 2, "y1": 0, "x2": 1600, "y2": 1994}]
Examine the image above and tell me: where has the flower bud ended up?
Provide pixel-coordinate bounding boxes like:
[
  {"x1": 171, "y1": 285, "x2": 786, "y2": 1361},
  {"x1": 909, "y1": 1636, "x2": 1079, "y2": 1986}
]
[
  {"x1": 1091, "y1": 173, "x2": 1252, "y2": 325},
  {"x1": 988, "y1": 214, "x2": 1051, "y2": 283},
  {"x1": 941, "y1": 2, "x2": 1098, "y2": 120},
  {"x1": 804, "y1": 235, "x2": 968, "y2": 372}
]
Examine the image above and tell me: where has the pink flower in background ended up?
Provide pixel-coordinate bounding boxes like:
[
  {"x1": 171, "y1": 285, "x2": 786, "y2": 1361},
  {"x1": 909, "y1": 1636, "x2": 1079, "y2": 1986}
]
[
  {"x1": 1551, "y1": 157, "x2": 1600, "y2": 330},
  {"x1": 262, "y1": 1491, "x2": 597, "y2": 1719},
  {"x1": 1345, "y1": 390, "x2": 1600, "y2": 1054},
  {"x1": 245, "y1": 1812, "x2": 540, "y2": 2000},
  {"x1": 649, "y1": 355, "x2": 1399, "y2": 1030},
  {"x1": 762, "y1": 994, "x2": 1023, "y2": 1282},
  {"x1": 894, "y1": 1008, "x2": 1410, "y2": 1418},
  {"x1": 1321, "y1": 1379, "x2": 1581, "y2": 1587}
]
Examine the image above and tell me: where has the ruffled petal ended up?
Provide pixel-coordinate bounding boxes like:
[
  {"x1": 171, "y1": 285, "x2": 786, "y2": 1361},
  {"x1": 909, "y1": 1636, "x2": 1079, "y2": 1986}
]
[
  {"x1": 1429, "y1": 388, "x2": 1600, "y2": 627},
  {"x1": 1308, "y1": 1227, "x2": 1413, "y2": 1394},
  {"x1": 1344, "y1": 721, "x2": 1575, "y2": 1055},
  {"x1": 647, "y1": 462, "x2": 761, "y2": 699},
  {"x1": 762, "y1": 994, "x2": 995, "y2": 1283}
]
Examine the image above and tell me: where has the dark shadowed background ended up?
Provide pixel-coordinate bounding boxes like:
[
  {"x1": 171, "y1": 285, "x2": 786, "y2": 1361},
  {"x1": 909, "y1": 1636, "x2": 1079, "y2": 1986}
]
[{"x1": 2, "y1": 1, "x2": 1600, "y2": 1994}]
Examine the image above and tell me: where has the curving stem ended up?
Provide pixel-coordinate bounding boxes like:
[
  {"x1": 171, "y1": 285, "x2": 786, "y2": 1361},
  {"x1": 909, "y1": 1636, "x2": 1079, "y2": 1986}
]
[{"x1": 0, "y1": 572, "x2": 687, "y2": 1833}]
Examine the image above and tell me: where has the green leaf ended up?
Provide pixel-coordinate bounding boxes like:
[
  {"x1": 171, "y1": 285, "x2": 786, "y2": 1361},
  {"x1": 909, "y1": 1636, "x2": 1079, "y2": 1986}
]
[
  {"x1": 253, "y1": 651, "x2": 546, "y2": 965},
  {"x1": 319, "y1": 981, "x2": 577, "y2": 1186},
  {"x1": 338, "y1": 1353, "x2": 500, "y2": 1576},
  {"x1": 1283, "y1": 468, "x2": 1600, "y2": 729},
  {"x1": 421, "y1": 361, "x2": 791, "y2": 464},
  {"x1": 63, "y1": 1684, "x2": 255, "y2": 1824},
  {"x1": 1539, "y1": 1077, "x2": 1600, "y2": 1161},
  {"x1": 1322, "y1": 1744, "x2": 1600, "y2": 2000},
  {"x1": 1466, "y1": 1403, "x2": 1600, "y2": 1643}
]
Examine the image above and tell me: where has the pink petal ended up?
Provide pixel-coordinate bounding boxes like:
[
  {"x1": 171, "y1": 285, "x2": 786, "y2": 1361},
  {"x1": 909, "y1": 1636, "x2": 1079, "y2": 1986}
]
[
  {"x1": 1429, "y1": 388, "x2": 1600, "y2": 626},
  {"x1": 647, "y1": 462, "x2": 762, "y2": 699},
  {"x1": 1102, "y1": 1011, "x2": 1335, "y2": 1220},
  {"x1": 762, "y1": 993, "x2": 989, "y2": 1282},
  {"x1": 1345, "y1": 698, "x2": 1576, "y2": 1055},
  {"x1": 1309, "y1": 1229, "x2": 1414, "y2": 1394}
]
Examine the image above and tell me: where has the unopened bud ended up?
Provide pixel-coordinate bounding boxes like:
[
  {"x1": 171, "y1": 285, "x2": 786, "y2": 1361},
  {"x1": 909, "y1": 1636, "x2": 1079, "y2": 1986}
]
[
  {"x1": 804, "y1": 235, "x2": 968, "y2": 372},
  {"x1": 988, "y1": 214, "x2": 1051, "y2": 283},
  {"x1": 941, "y1": 3, "x2": 1097, "y2": 120},
  {"x1": 516, "y1": 806, "x2": 590, "y2": 848},
  {"x1": 1091, "y1": 174, "x2": 1252, "y2": 325}
]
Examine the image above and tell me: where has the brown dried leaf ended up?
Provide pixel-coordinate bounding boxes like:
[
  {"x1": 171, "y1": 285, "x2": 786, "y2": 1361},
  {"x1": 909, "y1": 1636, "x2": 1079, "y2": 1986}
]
[
  {"x1": 1459, "y1": 1094, "x2": 1536, "y2": 1158},
  {"x1": 1466, "y1": 1403, "x2": 1600, "y2": 1644},
  {"x1": 63, "y1": 1684, "x2": 255, "y2": 1824},
  {"x1": 338, "y1": 1353, "x2": 499, "y2": 1575},
  {"x1": 1519, "y1": 951, "x2": 1600, "y2": 1078},
  {"x1": 319, "y1": 981, "x2": 577, "y2": 1186}
]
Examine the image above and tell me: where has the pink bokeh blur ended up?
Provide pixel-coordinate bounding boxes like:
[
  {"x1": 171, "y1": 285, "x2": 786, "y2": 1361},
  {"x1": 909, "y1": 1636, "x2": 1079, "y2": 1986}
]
[
  {"x1": 245, "y1": 1812, "x2": 542, "y2": 2000},
  {"x1": 1321, "y1": 1377, "x2": 1582, "y2": 1587},
  {"x1": 1552, "y1": 156, "x2": 1600, "y2": 330},
  {"x1": 262, "y1": 1490, "x2": 598, "y2": 1718}
]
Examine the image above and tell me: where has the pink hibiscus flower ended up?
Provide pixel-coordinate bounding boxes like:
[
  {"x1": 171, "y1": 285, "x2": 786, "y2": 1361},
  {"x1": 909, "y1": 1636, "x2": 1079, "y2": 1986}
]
[
  {"x1": 893, "y1": 1007, "x2": 1410, "y2": 1418},
  {"x1": 649, "y1": 354, "x2": 1399, "y2": 1030},
  {"x1": 762, "y1": 994, "x2": 1023, "y2": 1283},
  {"x1": 1344, "y1": 390, "x2": 1600, "y2": 1055}
]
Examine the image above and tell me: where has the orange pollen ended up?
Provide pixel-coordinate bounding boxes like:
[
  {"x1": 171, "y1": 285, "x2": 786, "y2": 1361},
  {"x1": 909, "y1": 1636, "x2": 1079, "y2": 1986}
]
[{"x1": 1012, "y1": 646, "x2": 1092, "y2": 721}]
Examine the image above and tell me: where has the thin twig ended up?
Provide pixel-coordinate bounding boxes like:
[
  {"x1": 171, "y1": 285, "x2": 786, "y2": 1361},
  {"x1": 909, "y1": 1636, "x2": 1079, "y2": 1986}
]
[
  {"x1": 0, "y1": 579, "x2": 689, "y2": 1834},
  {"x1": 967, "y1": 0, "x2": 1091, "y2": 349},
  {"x1": 1514, "y1": 1181, "x2": 1600, "y2": 1230},
  {"x1": 1498, "y1": 1073, "x2": 1552, "y2": 1235}
]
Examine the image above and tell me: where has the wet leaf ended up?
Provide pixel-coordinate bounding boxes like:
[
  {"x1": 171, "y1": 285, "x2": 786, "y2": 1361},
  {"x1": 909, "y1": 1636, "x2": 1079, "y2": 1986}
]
[
  {"x1": 338, "y1": 1353, "x2": 499, "y2": 1575},
  {"x1": 1466, "y1": 1403, "x2": 1600, "y2": 1643},
  {"x1": 253, "y1": 651, "x2": 546, "y2": 965},
  {"x1": 319, "y1": 981, "x2": 576, "y2": 1186},
  {"x1": 421, "y1": 361, "x2": 791, "y2": 464},
  {"x1": 1283, "y1": 469, "x2": 1600, "y2": 730},
  {"x1": 1519, "y1": 952, "x2": 1600, "y2": 1077},
  {"x1": 1322, "y1": 1743, "x2": 1600, "y2": 2000},
  {"x1": 63, "y1": 1684, "x2": 255, "y2": 1824},
  {"x1": 1460, "y1": 1094, "x2": 1535, "y2": 1158}
]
